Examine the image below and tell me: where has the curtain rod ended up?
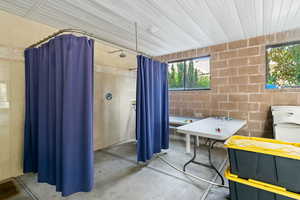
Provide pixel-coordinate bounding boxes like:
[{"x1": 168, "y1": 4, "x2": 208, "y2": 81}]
[
  {"x1": 128, "y1": 22, "x2": 161, "y2": 71},
  {"x1": 27, "y1": 28, "x2": 151, "y2": 58}
]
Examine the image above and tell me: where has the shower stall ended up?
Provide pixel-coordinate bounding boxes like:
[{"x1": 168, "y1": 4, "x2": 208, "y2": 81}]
[
  {"x1": 93, "y1": 65, "x2": 136, "y2": 150},
  {"x1": 21, "y1": 29, "x2": 139, "y2": 195}
]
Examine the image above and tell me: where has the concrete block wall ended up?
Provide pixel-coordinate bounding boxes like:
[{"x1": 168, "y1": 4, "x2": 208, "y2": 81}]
[{"x1": 155, "y1": 28, "x2": 300, "y2": 138}]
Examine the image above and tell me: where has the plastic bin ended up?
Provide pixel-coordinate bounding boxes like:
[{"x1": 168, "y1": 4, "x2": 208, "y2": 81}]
[
  {"x1": 274, "y1": 124, "x2": 300, "y2": 143},
  {"x1": 271, "y1": 106, "x2": 300, "y2": 113},
  {"x1": 225, "y1": 168, "x2": 300, "y2": 200},
  {"x1": 225, "y1": 136, "x2": 300, "y2": 193},
  {"x1": 271, "y1": 106, "x2": 300, "y2": 143}
]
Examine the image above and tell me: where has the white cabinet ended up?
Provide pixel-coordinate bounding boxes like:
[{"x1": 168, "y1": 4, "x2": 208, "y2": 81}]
[{"x1": 272, "y1": 106, "x2": 300, "y2": 143}]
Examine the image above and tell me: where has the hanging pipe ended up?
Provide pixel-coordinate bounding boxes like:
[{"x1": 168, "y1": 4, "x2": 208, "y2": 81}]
[{"x1": 154, "y1": 154, "x2": 229, "y2": 188}]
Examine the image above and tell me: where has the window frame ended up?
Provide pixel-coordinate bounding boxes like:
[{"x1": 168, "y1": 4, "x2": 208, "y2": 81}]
[
  {"x1": 266, "y1": 40, "x2": 300, "y2": 89},
  {"x1": 168, "y1": 55, "x2": 211, "y2": 91}
]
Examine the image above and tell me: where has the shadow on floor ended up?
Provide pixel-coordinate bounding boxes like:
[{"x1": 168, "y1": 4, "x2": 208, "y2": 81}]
[{"x1": 0, "y1": 180, "x2": 20, "y2": 199}]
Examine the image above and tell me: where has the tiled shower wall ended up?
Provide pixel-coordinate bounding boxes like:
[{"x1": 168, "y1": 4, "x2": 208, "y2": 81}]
[
  {"x1": 156, "y1": 28, "x2": 300, "y2": 138},
  {"x1": 94, "y1": 65, "x2": 136, "y2": 150}
]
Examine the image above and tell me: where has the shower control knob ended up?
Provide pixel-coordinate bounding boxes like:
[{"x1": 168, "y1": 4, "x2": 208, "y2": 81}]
[{"x1": 105, "y1": 92, "x2": 112, "y2": 101}]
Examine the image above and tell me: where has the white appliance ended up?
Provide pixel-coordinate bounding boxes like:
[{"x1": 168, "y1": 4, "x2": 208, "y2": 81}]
[{"x1": 271, "y1": 106, "x2": 300, "y2": 143}]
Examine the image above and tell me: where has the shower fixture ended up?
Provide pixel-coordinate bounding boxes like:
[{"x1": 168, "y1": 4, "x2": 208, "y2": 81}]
[
  {"x1": 105, "y1": 92, "x2": 113, "y2": 101},
  {"x1": 108, "y1": 49, "x2": 127, "y2": 58}
]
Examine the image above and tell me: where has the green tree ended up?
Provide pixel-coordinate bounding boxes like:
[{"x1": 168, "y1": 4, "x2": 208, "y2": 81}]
[
  {"x1": 168, "y1": 60, "x2": 211, "y2": 89},
  {"x1": 194, "y1": 68, "x2": 199, "y2": 87},
  {"x1": 176, "y1": 62, "x2": 185, "y2": 88},
  {"x1": 186, "y1": 61, "x2": 195, "y2": 88},
  {"x1": 168, "y1": 64, "x2": 177, "y2": 88},
  {"x1": 198, "y1": 75, "x2": 210, "y2": 88},
  {"x1": 268, "y1": 47, "x2": 298, "y2": 86},
  {"x1": 290, "y1": 45, "x2": 300, "y2": 84}
]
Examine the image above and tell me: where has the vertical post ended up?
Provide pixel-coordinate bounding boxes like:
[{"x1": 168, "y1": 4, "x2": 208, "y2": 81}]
[
  {"x1": 186, "y1": 134, "x2": 191, "y2": 153},
  {"x1": 196, "y1": 136, "x2": 200, "y2": 146},
  {"x1": 135, "y1": 22, "x2": 138, "y2": 54}
]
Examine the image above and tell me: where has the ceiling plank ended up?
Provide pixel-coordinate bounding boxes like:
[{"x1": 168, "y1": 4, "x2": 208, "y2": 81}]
[
  {"x1": 24, "y1": 0, "x2": 48, "y2": 18},
  {"x1": 254, "y1": 0, "x2": 264, "y2": 36},
  {"x1": 42, "y1": 0, "x2": 161, "y2": 55},
  {"x1": 145, "y1": 0, "x2": 212, "y2": 46},
  {"x1": 83, "y1": 0, "x2": 176, "y2": 52},
  {"x1": 93, "y1": 0, "x2": 193, "y2": 53},
  {"x1": 0, "y1": 0, "x2": 300, "y2": 56},
  {"x1": 176, "y1": 0, "x2": 228, "y2": 44},
  {"x1": 233, "y1": 0, "x2": 251, "y2": 38},
  {"x1": 204, "y1": 0, "x2": 245, "y2": 42}
]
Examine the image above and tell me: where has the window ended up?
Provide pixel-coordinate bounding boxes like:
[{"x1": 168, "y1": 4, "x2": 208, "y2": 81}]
[
  {"x1": 266, "y1": 41, "x2": 300, "y2": 89},
  {"x1": 168, "y1": 56, "x2": 210, "y2": 90}
]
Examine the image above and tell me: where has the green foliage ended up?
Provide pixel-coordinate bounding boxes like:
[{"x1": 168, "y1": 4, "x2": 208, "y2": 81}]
[
  {"x1": 290, "y1": 45, "x2": 300, "y2": 83},
  {"x1": 168, "y1": 60, "x2": 210, "y2": 90},
  {"x1": 177, "y1": 62, "x2": 185, "y2": 87},
  {"x1": 267, "y1": 44, "x2": 300, "y2": 87},
  {"x1": 186, "y1": 61, "x2": 197, "y2": 88},
  {"x1": 198, "y1": 75, "x2": 210, "y2": 88},
  {"x1": 168, "y1": 64, "x2": 177, "y2": 87},
  {"x1": 168, "y1": 62, "x2": 184, "y2": 88}
]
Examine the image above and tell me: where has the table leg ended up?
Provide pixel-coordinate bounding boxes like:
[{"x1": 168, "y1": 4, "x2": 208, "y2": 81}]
[
  {"x1": 196, "y1": 136, "x2": 200, "y2": 147},
  {"x1": 183, "y1": 135, "x2": 197, "y2": 171},
  {"x1": 208, "y1": 140, "x2": 225, "y2": 185},
  {"x1": 182, "y1": 137, "x2": 225, "y2": 185},
  {"x1": 186, "y1": 134, "x2": 191, "y2": 154}
]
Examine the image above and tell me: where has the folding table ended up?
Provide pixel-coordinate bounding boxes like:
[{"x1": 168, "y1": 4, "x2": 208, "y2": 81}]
[
  {"x1": 169, "y1": 116, "x2": 202, "y2": 153},
  {"x1": 176, "y1": 117, "x2": 246, "y2": 185}
]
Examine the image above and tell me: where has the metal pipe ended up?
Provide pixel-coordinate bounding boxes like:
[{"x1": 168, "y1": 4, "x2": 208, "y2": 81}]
[
  {"x1": 135, "y1": 22, "x2": 138, "y2": 53},
  {"x1": 156, "y1": 155, "x2": 228, "y2": 188},
  {"x1": 27, "y1": 28, "x2": 151, "y2": 57},
  {"x1": 15, "y1": 177, "x2": 40, "y2": 200}
]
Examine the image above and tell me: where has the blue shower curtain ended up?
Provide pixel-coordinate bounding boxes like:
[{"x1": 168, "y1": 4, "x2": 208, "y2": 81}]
[
  {"x1": 136, "y1": 55, "x2": 169, "y2": 162},
  {"x1": 23, "y1": 34, "x2": 94, "y2": 196}
]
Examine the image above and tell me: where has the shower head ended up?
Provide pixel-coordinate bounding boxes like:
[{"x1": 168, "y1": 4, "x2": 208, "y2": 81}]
[
  {"x1": 119, "y1": 51, "x2": 126, "y2": 58},
  {"x1": 108, "y1": 49, "x2": 126, "y2": 58}
]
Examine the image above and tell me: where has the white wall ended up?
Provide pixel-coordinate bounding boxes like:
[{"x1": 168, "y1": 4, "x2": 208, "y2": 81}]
[
  {"x1": 93, "y1": 65, "x2": 136, "y2": 150},
  {"x1": 0, "y1": 10, "x2": 57, "y2": 182}
]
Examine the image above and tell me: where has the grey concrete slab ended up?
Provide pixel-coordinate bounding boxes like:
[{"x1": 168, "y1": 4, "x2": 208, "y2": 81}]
[
  {"x1": 203, "y1": 162, "x2": 230, "y2": 200},
  {"x1": 9, "y1": 138, "x2": 227, "y2": 200},
  {"x1": 204, "y1": 187, "x2": 229, "y2": 200}
]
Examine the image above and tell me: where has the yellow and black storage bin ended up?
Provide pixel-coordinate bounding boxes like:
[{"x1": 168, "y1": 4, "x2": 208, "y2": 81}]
[
  {"x1": 225, "y1": 168, "x2": 300, "y2": 200},
  {"x1": 225, "y1": 136, "x2": 300, "y2": 194}
]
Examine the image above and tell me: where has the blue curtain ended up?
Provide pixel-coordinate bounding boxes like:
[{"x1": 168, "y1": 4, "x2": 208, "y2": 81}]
[
  {"x1": 136, "y1": 55, "x2": 169, "y2": 162},
  {"x1": 23, "y1": 34, "x2": 94, "y2": 196}
]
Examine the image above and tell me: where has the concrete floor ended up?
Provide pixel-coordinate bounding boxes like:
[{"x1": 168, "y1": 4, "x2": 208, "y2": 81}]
[{"x1": 6, "y1": 136, "x2": 229, "y2": 200}]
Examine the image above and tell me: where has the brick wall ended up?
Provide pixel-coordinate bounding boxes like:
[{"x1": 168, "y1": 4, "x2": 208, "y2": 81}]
[{"x1": 155, "y1": 28, "x2": 300, "y2": 138}]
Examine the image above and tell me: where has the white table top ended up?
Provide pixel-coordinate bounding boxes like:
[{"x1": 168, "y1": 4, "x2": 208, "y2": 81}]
[
  {"x1": 176, "y1": 117, "x2": 246, "y2": 141},
  {"x1": 169, "y1": 116, "x2": 202, "y2": 126}
]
